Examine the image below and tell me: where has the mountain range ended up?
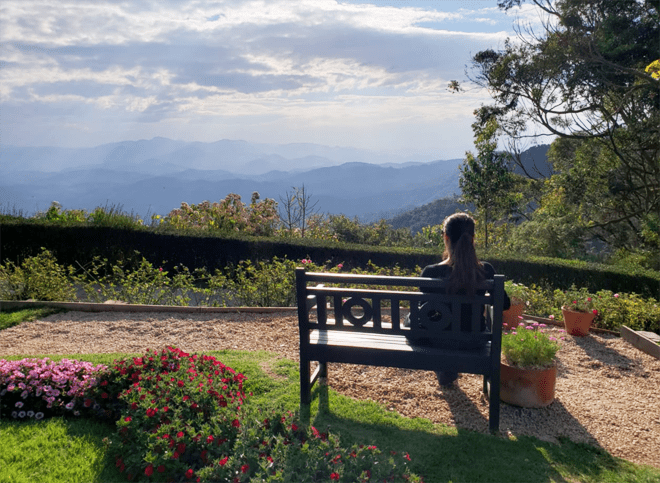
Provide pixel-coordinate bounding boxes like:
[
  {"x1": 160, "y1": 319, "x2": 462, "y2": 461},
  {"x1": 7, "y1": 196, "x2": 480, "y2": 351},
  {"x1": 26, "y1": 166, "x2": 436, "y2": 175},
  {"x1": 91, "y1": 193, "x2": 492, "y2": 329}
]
[{"x1": 0, "y1": 138, "x2": 550, "y2": 222}]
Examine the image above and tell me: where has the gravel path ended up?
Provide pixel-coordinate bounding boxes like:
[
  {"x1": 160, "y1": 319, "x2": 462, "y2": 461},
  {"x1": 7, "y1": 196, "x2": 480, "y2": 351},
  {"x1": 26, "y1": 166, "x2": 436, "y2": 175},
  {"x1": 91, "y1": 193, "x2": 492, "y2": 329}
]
[{"x1": 0, "y1": 310, "x2": 658, "y2": 469}]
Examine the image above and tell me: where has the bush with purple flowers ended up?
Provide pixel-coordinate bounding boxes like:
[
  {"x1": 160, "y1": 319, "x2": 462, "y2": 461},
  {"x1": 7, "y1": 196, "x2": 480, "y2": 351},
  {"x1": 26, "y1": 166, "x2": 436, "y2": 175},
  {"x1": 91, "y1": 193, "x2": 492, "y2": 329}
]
[{"x1": 0, "y1": 357, "x2": 106, "y2": 419}]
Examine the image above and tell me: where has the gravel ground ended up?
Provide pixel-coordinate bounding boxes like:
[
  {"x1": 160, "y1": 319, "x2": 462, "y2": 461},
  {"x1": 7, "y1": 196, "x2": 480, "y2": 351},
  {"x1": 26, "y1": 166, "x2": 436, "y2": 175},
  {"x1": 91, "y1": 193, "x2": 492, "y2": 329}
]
[{"x1": 0, "y1": 310, "x2": 658, "y2": 469}]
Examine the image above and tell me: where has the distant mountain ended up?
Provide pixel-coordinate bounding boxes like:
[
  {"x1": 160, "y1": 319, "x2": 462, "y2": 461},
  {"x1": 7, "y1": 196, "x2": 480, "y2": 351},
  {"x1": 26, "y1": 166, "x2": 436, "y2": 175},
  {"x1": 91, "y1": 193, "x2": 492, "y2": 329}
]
[
  {"x1": 0, "y1": 138, "x2": 462, "y2": 219},
  {"x1": 1, "y1": 137, "x2": 437, "y2": 174},
  {"x1": 1, "y1": 139, "x2": 551, "y2": 222}
]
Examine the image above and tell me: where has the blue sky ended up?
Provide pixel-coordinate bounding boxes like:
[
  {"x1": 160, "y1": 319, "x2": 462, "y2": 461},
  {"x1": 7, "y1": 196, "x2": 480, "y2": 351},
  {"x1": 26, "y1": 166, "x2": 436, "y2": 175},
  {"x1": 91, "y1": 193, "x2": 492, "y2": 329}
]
[{"x1": 0, "y1": 0, "x2": 546, "y2": 160}]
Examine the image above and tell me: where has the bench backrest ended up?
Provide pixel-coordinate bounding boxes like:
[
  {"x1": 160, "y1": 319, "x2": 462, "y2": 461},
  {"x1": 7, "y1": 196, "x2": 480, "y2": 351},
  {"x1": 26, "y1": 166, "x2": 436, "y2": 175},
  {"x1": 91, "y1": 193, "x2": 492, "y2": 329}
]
[{"x1": 296, "y1": 268, "x2": 505, "y2": 345}]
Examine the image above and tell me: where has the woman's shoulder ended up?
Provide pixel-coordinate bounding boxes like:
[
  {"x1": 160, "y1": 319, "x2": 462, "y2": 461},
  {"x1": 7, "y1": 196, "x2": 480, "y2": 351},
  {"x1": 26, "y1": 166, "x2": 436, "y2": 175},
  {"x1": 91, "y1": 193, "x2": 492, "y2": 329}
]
[{"x1": 421, "y1": 263, "x2": 452, "y2": 278}]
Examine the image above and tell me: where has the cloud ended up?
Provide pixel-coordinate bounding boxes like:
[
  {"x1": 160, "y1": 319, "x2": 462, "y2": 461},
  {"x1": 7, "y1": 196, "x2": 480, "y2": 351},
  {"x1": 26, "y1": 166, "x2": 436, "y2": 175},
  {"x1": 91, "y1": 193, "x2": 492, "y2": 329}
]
[{"x1": 0, "y1": 0, "x2": 534, "y2": 156}]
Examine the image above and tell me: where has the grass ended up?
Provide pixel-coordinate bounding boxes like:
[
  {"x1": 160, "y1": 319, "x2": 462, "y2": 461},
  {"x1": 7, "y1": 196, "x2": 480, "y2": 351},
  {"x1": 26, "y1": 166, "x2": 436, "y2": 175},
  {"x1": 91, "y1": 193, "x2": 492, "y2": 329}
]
[
  {"x1": 0, "y1": 307, "x2": 67, "y2": 331},
  {"x1": 1, "y1": 310, "x2": 659, "y2": 483},
  {"x1": 1, "y1": 351, "x2": 659, "y2": 483}
]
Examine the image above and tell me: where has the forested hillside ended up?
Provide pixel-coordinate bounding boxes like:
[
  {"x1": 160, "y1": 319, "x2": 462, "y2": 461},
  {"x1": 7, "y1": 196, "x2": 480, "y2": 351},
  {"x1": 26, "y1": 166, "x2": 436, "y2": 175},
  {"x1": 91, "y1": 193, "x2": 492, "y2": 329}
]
[{"x1": 388, "y1": 196, "x2": 467, "y2": 234}]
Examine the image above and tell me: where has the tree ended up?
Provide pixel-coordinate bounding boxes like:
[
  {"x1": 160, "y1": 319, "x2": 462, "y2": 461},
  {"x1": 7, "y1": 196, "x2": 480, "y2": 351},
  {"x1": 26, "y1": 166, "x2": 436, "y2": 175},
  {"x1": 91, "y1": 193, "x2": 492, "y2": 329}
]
[
  {"x1": 459, "y1": 116, "x2": 517, "y2": 249},
  {"x1": 469, "y1": 0, "x2": 660, "y2": 250},
  {"x1": 278, "y1": 185, "x2": 320, "y2": 237}
]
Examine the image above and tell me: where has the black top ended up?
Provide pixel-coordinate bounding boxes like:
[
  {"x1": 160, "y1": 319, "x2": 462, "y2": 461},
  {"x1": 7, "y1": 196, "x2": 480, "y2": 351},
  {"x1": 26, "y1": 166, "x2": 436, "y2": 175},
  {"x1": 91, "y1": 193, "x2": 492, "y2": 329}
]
[{"x1": 420, "y1": 261, "x2": 511, "y2": 311}]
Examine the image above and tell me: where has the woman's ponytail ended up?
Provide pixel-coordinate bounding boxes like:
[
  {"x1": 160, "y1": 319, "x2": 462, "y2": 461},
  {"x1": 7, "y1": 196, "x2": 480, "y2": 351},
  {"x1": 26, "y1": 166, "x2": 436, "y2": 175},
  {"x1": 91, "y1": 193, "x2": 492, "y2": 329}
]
[{"x1": 442, "y1": 213, "x2": 485, "y2": 294}]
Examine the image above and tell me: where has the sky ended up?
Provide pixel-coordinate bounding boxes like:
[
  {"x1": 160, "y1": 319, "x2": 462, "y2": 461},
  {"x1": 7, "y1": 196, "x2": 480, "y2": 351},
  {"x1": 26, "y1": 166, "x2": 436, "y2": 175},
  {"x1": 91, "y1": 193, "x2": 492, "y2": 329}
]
[{"x1": 0, "y1": 0, "x2": 547, "y2": 160}]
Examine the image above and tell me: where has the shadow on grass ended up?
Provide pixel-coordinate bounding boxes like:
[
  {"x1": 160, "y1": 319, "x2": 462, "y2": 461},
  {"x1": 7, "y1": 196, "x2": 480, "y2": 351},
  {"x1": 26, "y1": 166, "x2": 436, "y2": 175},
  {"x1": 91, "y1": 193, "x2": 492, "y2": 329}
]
[{"x1": 304, "y1": 382, "x2": 656, "y2": 483}]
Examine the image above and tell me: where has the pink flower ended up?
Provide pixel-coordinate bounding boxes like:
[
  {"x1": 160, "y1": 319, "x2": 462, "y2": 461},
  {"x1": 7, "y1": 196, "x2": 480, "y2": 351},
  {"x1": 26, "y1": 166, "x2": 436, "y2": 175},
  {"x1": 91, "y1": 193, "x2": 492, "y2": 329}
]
[
  {"x1": 549, "y1": 314, "x2": 555, "y2": 320},
  {"x1": 592, "y1": 309, "x2": 598, "y2": 315},
  {"x1": 614, "y1": 293, "x2": 620, "y2": 298}
]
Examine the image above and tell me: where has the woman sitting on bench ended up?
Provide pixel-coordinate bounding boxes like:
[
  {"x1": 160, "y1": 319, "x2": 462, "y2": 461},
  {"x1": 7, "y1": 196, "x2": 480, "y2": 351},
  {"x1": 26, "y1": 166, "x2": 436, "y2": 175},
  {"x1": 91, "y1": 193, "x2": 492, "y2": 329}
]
[{"x1": 417, "y1": 212, "x2": 510, "y2": 388}]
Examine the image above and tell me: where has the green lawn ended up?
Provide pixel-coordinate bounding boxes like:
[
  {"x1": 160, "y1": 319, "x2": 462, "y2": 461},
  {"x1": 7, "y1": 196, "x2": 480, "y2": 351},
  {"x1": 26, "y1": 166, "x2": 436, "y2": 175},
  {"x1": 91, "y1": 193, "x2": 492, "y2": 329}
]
[{"x1": 1, "y1": 349, "x2": 658, "y2": 483}]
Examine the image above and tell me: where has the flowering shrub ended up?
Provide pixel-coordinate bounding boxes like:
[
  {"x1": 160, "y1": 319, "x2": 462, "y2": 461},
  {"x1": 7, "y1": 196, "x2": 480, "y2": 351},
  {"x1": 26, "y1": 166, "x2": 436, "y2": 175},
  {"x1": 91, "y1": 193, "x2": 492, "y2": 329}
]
[
  {"x1": 160, "y1": 193, "x2": 279, "y2": 236},
  {"x1": 196, "y1": 409, "x2": 422, "y2": 482},
  {"x1": 97, "y1": 347, "x2": 421, "y2": 482},
  {"x1": 0, "y1": 357, "x2": 106, "y2": 419},
  {"x1": 590, "y1": 290, "x2": 660, "y2": 332},
  {"x1": 97, "y1": 346, "x2": 247, "y2": 481},
  {"x1": 502, "y1": 320, "x2": 561, "y2": 369}
]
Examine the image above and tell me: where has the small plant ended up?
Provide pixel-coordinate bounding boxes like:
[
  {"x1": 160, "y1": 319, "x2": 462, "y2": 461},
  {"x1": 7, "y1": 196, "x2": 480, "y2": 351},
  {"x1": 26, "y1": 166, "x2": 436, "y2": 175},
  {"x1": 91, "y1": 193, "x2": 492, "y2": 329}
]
[
  {"x1": 502, "y1": 320, "x2": 561, "y2": 369},
  {"x1": 0, "y1": 357, "x2": 107, "y2": 419},
  {"x1": 559, "y1": 285, "x2": 598, "y2": 314},
  {"x1": 504, "y1": 280, "x2": 530, "y2": 305}
]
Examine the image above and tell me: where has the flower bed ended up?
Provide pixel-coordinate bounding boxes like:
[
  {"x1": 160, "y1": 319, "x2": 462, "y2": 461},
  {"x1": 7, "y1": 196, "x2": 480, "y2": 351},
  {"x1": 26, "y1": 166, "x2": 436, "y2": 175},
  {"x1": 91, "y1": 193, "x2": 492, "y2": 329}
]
[{"x1": 1, "y1": 347, "x2": 423, "y2": 482}]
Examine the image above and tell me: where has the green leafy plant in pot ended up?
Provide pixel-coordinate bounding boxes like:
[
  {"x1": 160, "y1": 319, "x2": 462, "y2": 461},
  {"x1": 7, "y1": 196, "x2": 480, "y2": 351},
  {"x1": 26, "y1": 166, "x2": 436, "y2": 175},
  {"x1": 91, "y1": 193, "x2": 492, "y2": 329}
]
[
  {"x1": 502, "y1": 281, "x2": 529, "y2": 330},
  {"x1": 500, "y1": 320, "x2": 562, "y2": 408}
]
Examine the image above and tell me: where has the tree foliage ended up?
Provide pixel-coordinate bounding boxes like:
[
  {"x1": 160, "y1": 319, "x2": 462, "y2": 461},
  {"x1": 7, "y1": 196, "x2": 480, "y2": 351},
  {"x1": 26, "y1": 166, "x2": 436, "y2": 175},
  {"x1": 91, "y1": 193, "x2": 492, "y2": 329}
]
[
  {"x1": 471, "y1": 0, "x2": 660, "y2": 251},
  {"x1": 460, "y1": 117, "x2": 517, "y2": 249}
]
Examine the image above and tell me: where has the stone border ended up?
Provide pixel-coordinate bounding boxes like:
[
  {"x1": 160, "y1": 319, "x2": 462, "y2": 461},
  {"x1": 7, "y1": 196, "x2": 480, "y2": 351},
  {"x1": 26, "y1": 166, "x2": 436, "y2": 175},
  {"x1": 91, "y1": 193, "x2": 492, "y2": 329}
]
[
  {"x1": 0, "y1": 301, "x2": 622, "y2": 336},
  {"x1": 0, "y1": 300, "x2": 297, "y2": 314},
  {"x1": 620, "y1": 325, "x2": 660, "y2": 360}
]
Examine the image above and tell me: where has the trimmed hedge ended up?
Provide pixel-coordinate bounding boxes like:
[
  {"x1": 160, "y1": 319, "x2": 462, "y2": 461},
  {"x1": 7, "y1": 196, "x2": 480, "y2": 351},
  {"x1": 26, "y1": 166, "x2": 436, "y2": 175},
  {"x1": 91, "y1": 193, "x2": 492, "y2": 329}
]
[{"x1": 1, "y1": 222, "x2": 659, "y2": 298}]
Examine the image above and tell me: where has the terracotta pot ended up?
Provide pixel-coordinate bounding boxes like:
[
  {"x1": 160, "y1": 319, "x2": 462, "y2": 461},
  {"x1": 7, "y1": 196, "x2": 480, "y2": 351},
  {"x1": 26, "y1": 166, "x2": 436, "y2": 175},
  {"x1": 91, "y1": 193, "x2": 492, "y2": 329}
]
[
  {"x1": 502, "y1": 302, "x2": 525, "y2": 330},
  {"x1": 562, "y1": 307, "x2": 595, "y2": 336},
  {"x1": 500, "y1": 362, "x2": 557, "y2": 408}
]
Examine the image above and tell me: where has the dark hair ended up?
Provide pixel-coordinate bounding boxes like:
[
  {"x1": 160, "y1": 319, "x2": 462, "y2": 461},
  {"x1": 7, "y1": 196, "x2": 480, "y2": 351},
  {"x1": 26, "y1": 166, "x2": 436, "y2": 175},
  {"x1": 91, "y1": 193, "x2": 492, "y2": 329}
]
[{"x1": 442, "y1": 213, "x2": 485, "y2": 294}]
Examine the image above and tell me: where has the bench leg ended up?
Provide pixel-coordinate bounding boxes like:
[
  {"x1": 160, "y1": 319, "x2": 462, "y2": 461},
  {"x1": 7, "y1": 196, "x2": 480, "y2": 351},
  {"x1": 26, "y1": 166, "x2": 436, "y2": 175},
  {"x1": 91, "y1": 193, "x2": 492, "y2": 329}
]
[
  {"x1": 488, "y1": 371, "x2": 500, "y2": 434},
  {"x1": 300, "y1": 359, "x2": 311, "y2": 406}
]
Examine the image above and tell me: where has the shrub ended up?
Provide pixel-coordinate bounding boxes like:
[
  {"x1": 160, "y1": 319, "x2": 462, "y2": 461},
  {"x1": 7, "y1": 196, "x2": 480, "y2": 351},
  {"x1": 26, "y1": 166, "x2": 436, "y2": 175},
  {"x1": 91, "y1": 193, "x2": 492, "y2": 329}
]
[
  {"x1": 0, "y1": 248, "x2": 76, "y2": 301},
  {"x1": 0, "y1": 357, "x2": 106, "y2": 419}
]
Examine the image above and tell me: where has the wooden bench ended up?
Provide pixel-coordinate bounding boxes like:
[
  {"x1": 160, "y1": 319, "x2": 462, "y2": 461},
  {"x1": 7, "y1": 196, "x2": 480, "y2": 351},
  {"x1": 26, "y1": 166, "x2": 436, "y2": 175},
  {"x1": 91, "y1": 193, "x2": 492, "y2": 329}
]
[{"x1": 295, "y1": 268, "x2": 505, "y2": 433}]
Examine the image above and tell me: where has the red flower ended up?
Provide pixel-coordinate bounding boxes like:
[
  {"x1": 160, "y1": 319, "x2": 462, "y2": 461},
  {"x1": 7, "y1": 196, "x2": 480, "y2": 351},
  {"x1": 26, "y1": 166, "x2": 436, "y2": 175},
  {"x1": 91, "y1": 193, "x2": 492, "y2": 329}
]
[
  {"x1": 146, "y1": 408, "x2": 157, "y2": 417},
  {"x1": 124, "y1": 416, "x2": 132, "y2": 422},
  {"x1": 101, "y1": 392, "x2": 108, "y2": 399},
  {"x1": 185, "y1": 469, "x2": 194, "y2": 479},
  {"x1": 177, "y1": 443, "x2": 186, "y2": 454},
  {"x1": 231, "y1": 419, "x2": 240, "y2": 428},
  {"x1": 330, "y1": 473, "x2": 340, "y2": 480},
  {"x1": 157, "y1": 465, "x2": 165, "y2": 473},
  {"x1": 178, "y1": 380, "x2": 184, "y2": 387},
  {"x1": 241, "y1": 464, "x2": 249, "y2": 474},
  {"x1": 218, "y1": 456, "x2": 229, "y2": 466},
  {"x1": 177, "y1": 431, "x2": 184, "y2": 438},
  {"x1": 145, "y1": 464, "x2": 154, "y2": 477},
  {"x1": 172, "y1": 451, "x2": 180, "y2": 459},
  {"x1": 100, "y1": 380, "x2": 108, "y2": 386},
  {"x1": 206, "y1": 435, "x2": 214, "y2": 444},
  {"x1": 131, "y1": 402, "x2": 138, "y2": 410},
  {"x1": 405, "y1": 453, "x2": 411, "y2": 461},
  {"x1": 291, "y1": 423, "x2": 298, "y2": 431}
]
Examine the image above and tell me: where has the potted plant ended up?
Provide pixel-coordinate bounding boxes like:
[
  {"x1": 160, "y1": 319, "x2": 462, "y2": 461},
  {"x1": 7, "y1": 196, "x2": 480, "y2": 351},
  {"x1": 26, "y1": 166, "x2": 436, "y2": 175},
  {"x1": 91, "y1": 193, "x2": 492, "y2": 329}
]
[
  {"x1": 502, "y1": 281, "x2": 529, "y2": 330},
  {"x1": 560, "y1": 286, "x2": 599, "y2": 336},
  {"x1": 500, "y1": 321, "x2": 561, "y2": 408}
]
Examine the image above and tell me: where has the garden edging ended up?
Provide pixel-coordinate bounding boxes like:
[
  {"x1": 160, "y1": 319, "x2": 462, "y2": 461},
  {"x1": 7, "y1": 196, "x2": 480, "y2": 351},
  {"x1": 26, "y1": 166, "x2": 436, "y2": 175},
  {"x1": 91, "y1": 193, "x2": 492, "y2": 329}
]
[{"x1": 0, "y1": 300, "x2": 297, "y2": 314}]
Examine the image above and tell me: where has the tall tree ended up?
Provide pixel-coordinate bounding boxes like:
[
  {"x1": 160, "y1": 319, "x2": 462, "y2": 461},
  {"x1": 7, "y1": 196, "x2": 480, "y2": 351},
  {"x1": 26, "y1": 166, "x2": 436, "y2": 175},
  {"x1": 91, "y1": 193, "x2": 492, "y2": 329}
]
[
  {"x1": 470, "y1": 0, "x2": 660, "y2": 250},
  {"x1": 459, "y1": 116, "x2": 517, "y2": 249}
]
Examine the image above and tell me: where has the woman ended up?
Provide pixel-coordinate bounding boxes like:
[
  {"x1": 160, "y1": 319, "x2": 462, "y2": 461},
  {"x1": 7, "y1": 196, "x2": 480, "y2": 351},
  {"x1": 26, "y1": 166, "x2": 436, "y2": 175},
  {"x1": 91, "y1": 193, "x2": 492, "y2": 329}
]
[{"x1": 418, "y1": 212, "x2": 510, "y2": 387}]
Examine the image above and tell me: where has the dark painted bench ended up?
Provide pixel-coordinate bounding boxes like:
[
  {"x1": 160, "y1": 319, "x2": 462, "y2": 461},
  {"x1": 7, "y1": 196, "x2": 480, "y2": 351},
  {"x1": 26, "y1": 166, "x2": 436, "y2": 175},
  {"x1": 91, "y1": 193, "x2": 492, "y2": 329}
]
[{"x1": 295, "y1": 268, "x2": 505, "y2": 433}]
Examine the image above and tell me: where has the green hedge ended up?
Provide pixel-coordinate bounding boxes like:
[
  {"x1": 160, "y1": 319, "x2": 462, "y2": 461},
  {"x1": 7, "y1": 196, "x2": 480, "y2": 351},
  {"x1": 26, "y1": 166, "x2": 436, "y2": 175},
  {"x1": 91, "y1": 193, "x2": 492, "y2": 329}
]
[{"x1": 1, "y1": 222, "x2": 659, "y2": 297}]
